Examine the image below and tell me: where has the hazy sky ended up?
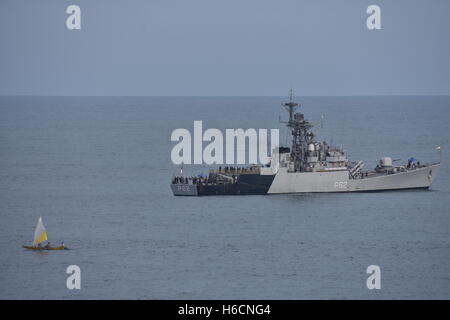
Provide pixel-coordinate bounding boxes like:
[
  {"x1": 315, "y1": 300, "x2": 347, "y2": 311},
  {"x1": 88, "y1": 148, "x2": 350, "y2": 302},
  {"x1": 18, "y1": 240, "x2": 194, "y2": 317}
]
[{"x1": 0, "y1": 0, "x2": 449, "y2": 96}]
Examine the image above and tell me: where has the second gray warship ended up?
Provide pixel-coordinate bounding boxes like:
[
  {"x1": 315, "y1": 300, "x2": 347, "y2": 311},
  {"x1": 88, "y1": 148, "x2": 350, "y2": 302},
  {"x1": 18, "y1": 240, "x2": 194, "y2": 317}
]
[{"x1": 171, "y1": 94, "x2": 440, "y2": 196}]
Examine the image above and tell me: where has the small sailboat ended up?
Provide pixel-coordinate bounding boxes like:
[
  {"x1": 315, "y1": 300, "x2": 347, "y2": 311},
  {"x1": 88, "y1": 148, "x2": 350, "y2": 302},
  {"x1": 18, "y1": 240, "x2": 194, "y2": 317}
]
[{"x1": 22, "y1": 217, "x2": 67, "y2": 250}]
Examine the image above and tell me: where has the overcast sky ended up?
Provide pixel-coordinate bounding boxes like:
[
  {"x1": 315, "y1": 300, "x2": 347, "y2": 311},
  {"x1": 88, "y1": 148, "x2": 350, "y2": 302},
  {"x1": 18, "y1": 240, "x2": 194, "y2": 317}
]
[{"x1": 0, "y1": 0, "x2": 449, "y2": 96}]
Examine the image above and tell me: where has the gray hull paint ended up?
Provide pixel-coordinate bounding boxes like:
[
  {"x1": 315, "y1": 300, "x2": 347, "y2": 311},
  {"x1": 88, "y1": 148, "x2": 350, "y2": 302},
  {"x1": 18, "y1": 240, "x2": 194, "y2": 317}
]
[
  {"x1": 268, "y1": 164, "x2": 440, "y2": 194},
  {"x1": 170, "y1": 184, "x2": 198, "y2": 196}
]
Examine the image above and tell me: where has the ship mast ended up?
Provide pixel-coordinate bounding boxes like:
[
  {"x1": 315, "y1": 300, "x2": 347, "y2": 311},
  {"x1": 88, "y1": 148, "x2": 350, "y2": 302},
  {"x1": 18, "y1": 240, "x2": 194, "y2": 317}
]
[
  {"x1": 283, "y1": 90, "x2": 315, "y2": 172},
  {"x1": 284, "y1": 89, "x2": 298, "y2": 124}
]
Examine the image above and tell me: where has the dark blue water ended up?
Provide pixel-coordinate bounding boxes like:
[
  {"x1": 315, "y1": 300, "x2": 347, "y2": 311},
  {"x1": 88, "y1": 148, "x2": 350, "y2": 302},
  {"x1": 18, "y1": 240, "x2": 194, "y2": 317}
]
[{"x1": 0, "y1": 96, "x2": 449, "y2": 299}]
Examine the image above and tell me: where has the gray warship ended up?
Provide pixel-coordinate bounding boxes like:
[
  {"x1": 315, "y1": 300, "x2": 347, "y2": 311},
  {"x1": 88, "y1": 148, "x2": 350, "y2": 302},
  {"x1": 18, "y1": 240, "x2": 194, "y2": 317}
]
[{"x1": 171, "y1": 94, "x2": 441, "y2": 196}]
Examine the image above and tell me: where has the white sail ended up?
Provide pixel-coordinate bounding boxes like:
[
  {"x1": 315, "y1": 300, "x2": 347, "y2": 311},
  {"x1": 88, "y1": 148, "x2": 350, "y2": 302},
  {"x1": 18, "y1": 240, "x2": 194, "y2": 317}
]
[{"x1": 33, "y1": 217, "x2": 48, "y2": 245}]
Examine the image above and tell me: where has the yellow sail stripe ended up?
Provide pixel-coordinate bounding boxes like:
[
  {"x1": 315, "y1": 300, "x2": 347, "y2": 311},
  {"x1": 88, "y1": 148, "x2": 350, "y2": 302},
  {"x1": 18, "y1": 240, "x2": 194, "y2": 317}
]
[{"x1": 34, "y1": 231, "x2": 48, "y2": 245}]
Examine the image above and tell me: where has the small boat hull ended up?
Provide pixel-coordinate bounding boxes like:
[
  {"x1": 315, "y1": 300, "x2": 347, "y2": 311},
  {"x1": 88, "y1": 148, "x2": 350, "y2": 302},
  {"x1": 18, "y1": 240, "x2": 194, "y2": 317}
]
[{"x1": 22, "y1": 245, "x2": 67, "y2": 250}]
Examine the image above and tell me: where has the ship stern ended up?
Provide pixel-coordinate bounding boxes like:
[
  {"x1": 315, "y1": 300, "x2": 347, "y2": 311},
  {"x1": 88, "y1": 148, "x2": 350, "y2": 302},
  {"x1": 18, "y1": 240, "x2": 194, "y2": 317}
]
[{"x1": 171, "y1": 184, "x2": 199, "y2": 196}]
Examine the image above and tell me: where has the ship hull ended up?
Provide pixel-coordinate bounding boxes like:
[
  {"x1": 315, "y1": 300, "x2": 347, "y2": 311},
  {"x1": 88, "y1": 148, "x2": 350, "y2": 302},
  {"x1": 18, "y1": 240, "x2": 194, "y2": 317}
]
[
  {"x1": 171, "y1": 174, "x2": 275, "y2": 196},
  {"x1": 171, "y1": 184, "x2": 199, "y2": 196},
  {"x1": 171, "y1": 164, "x2": 439, "y2": 196},
  {"x1": 268, "y1": 163, "x2": 440, "y2": 194}
]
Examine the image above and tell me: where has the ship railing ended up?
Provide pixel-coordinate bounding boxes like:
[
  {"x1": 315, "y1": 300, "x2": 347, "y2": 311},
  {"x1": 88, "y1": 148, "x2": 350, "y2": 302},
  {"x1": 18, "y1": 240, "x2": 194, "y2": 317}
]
[
  {"x1": 216, "y1": 173, "x2": 234, "y2": 181},
  {"x1": 172, "y1": 175, "x2": 237, "y2": 186},
  {"x1": 209, "y1": 167, "x2": 260, "y2": 175}
]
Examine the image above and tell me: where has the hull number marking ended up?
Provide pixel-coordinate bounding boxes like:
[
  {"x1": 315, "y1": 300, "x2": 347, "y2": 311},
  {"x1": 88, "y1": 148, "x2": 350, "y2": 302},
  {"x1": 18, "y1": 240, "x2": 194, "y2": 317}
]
[{"x1": 334, "y1": 181, "x2": 348, "y2": 189}]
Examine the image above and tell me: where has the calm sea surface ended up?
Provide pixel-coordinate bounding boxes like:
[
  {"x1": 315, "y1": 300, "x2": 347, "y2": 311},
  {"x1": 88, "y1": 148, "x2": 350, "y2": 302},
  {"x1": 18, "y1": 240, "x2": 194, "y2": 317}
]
[{"x1": 0, "y1": 96, "x2": 449, "y2": 299}]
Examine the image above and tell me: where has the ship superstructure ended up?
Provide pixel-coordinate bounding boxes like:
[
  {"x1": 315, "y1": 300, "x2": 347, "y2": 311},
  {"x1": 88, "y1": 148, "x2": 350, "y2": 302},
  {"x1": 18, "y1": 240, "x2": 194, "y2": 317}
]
[{"x1": 282, "y1": 90, "x2": 349, "y2": 174}]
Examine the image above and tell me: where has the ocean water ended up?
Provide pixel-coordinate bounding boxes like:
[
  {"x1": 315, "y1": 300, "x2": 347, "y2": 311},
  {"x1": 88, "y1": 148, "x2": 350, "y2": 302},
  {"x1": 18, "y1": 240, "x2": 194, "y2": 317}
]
[{"x1": 0, "y1": 96, "x2": 449, "y2": 299}]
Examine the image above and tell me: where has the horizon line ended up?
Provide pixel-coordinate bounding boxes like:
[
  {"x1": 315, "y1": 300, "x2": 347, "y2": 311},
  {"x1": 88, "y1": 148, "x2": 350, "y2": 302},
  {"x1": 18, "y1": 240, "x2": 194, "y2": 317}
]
[{"x1": 1, "y1": 94, "x2": 450, "y2": 98}]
